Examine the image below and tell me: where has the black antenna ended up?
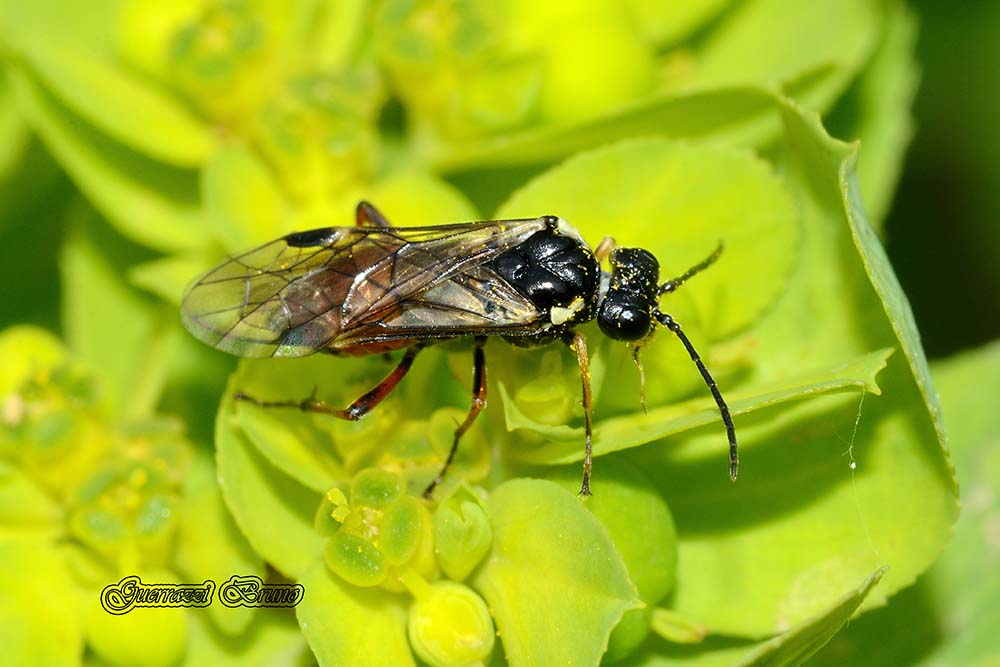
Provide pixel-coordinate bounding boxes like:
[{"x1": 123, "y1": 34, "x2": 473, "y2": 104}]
[
  {"x1": 658, "y1": 241, "x2": 723, "y2": 294},
  {"x1": 654, "y1": 310, "x2": 738, "y2": 481}
]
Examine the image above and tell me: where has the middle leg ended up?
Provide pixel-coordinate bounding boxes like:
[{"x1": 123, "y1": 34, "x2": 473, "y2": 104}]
[
  {"x1": 423, "y1": 337, "x2": 488, "y2": 499},
  {"x1": 565, "y1": 331, "x2": 595, "y2": 497}
]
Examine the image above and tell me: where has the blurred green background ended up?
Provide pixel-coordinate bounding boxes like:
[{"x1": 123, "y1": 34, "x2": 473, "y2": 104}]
[
  {"x1": 880, "y1": 1, "x2": 1000, "y2": 357},
  {"x1": 0, "y1": 1, "x2": 996, "y2": 666},
  {"x1": 4, "y1": 1, "x2": 998, "y2": 356}
]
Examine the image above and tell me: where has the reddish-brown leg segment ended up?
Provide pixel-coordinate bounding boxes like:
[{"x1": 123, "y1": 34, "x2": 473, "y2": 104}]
[
  {"x1": 423, "y1": 337, "x2": 488, "y2": 499},
  {"x1": 235, "y1": 344, "x2": 423, "y2": 421},
  {"x1": 356, "y1": 200, "x2": 391, "y2": 228}
]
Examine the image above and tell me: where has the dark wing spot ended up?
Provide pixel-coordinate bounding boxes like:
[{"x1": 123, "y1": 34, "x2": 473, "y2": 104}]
[{"x1": 285, "y1": 228, "x2": 337, "y2": 247}]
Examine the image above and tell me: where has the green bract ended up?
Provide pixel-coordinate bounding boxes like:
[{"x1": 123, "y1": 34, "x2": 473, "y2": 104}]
[
  {"x1": 0, "y1": 1, "x2": 961, "y2": 666},
  {"x1": 548, "y1": 457, "x2": 677, "y2": 661}
]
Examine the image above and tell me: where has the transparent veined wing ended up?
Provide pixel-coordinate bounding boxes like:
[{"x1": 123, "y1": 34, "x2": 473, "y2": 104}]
[
  {"x1": 333, "y1": 263, "x2": 546, "y2": 349},
  {"x1": 180, "y1": 218, "x2": 549, "y2": 357}
]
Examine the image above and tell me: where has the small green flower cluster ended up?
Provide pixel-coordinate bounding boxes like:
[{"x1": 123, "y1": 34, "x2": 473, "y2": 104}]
[
  {"x1": 317, "y1": 470, "x2": 495, "y2": 666},
  {"x1": 1, "y1": 328, "x2": 191, "y2": 570},
  {"x1": 0, "y1": 327, "x2": 199, "y2": 665},
  {"x1": 375, "y1": 0, "x2": 657, "y2": 138}
]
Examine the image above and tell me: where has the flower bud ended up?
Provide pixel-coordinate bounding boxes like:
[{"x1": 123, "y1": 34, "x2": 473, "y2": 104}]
[
  {"x1": 167, "y1": 1, "x2": 277, "y2": 121},
  {"x1": 252, "y1": 69, "x2": 382, "y2": 200},
  {"x1": 433, "y1": 484, "x2": 492, "y2": 581},
  {"x1": 408, "y1": 581, "x2": 495, "y2": 667}
]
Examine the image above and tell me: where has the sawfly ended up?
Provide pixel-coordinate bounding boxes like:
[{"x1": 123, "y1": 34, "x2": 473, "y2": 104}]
[{"x1": 181, "y1": 202, "x2": 738, "y2": 497}]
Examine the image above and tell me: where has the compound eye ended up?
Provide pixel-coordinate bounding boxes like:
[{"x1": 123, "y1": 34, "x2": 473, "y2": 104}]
[
  {"x1": 617, "y1": 307, "x2": 651, "y2": 340},
  {"x1": 598, "y1": 300, "x2": 652, "y2": 341}
]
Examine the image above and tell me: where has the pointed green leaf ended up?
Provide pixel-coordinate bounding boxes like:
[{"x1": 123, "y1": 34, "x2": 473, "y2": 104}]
[
  {"x1": 826, "y1": 0, "x2": 919, "y2": 226},
  {"x1": 0, "y1": 68, "x2": 31, "y2": 179},
  {"x1": 480, "y1": 97, "x2": 955, "y2": 644},
  {"x1": 735, "y1": 568, "x2": 884, "y2": 667},
  {"x1": 636, "y1": 568, "x2": 884, "y2": 667},
  {"x1": 428, "y1": 87, "x2": 783, "y2": 171},
  {"x1": 60, "y1": 211, "x2": 160, "y2": 415},
  {"x1": 10, "y1": 67, "x2": 209, "y2": 252},
  {"x1": 502, "y1": 349, "x2": 891, "y2": 464},
  {"x1": 808, "y1": 342, "x2": 1000, "y2": 667},
  {"x1": 625, "y1": 100, "x2": 956, "y2": 637},
  {"x1": 16, "y1": 41, "x2": 214, "y2": 166}
]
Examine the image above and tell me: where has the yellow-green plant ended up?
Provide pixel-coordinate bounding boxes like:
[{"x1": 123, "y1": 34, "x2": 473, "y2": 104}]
[{"x1": 0, "y1": 1, "x2": 968, "y2": 667}]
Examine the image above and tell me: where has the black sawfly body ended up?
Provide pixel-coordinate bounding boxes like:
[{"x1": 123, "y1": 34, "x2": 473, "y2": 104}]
[{"x1": 181, "y1": 201, "x2": 738, "y2": 497}]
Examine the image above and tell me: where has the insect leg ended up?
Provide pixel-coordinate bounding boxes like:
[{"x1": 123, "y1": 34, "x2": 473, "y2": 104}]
[
  {"x1": 594, "y1": 236, "x2": 616, "y2": 263},
  {"x1": 632, "y1": 345, "x2": 648, "y2": 414},
  {"x1": 654, "y1": 311, "x2": 738, "y2": 480},
  {"x1": 423, "y1": 337, "x2": 487, "y2": 499},
  {"x1": 565, "y1": 331, "x2": 595, "y2": 497},
  {"x1": 658, "y1": 242, "x2": 724, "y2": 294},
  {"x1": 235, "y1": 344, "x2": 423, "y2": 421},
  {"x1": 356, "y1": 200, "x2": 392, "y2": 228}
]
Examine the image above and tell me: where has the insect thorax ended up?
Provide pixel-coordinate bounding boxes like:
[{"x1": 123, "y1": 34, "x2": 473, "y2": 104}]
[{"x1": 486, "y1": 221, "x2": 600, "y2": 330}]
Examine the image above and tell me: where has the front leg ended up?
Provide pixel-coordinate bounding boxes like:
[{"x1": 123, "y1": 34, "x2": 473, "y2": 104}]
[{"x1": 564, "y1": 331, "x2": 594, "y2": 497}]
